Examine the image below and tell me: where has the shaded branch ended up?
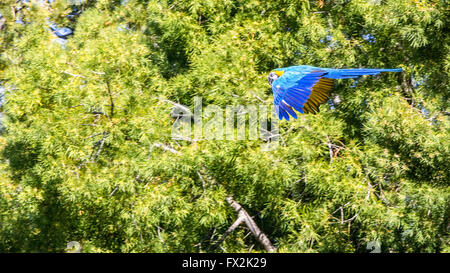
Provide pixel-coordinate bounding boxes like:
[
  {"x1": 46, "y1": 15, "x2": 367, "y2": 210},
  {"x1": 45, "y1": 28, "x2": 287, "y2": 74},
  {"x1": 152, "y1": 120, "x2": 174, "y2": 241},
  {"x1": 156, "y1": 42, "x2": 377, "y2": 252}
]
[{"x1": 400, "y1": 72, "x2": 415, "y2": 106}]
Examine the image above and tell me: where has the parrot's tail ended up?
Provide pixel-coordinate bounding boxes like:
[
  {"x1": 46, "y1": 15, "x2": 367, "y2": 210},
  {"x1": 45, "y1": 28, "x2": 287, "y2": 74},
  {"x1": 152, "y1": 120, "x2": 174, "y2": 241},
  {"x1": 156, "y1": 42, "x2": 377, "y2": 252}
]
[{"x1": 324, "y1": 68, "x2": 402, "y2": 79}]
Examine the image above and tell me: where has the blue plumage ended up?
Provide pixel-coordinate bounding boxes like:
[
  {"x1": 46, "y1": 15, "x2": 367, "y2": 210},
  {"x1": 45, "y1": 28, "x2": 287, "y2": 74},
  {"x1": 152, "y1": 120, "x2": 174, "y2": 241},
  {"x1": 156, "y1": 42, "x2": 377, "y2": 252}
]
[{"x1": 268, "y1": 65, "x2": 402, "y2": 120}]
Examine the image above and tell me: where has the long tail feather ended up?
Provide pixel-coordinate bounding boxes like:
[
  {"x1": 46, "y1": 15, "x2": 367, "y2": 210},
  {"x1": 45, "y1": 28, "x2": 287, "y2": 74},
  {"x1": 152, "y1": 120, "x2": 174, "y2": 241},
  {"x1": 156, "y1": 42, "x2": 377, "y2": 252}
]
[{"x1": 324, "y1": 68, "x2": 402, "y2": 79}]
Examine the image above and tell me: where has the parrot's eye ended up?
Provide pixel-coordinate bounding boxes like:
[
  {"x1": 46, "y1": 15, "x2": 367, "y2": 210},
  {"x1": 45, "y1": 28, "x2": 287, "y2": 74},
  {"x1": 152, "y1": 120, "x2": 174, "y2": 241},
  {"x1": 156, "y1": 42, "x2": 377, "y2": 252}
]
[{"x1": 268, "y1": 72, "x2": 278, "y2": 86}]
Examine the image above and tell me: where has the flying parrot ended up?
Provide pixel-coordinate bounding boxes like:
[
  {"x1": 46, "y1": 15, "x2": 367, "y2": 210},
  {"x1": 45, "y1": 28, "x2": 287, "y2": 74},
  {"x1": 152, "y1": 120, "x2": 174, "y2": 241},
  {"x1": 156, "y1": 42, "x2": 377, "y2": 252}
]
[{"x1": 267, "y1": 65, "x2": 402, "y2": 120}]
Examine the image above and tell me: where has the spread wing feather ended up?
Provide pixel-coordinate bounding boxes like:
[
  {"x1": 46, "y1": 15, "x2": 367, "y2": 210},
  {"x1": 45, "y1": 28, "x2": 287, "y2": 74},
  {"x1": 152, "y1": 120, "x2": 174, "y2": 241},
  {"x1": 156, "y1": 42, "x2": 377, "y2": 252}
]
[
  {"x1": 272, "y1": 70, "x2": 332, "y2": 119},
  {"x1": 271, "y1": 68, "x2": 402, "y2": 120}
]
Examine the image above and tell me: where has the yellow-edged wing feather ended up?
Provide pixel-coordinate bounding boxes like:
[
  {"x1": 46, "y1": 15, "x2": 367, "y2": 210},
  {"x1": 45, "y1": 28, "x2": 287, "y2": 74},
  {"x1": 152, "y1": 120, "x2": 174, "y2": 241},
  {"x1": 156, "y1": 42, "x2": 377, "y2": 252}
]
[{"x1": 303, "y1": 78, "x2": 333, "y2": 114}]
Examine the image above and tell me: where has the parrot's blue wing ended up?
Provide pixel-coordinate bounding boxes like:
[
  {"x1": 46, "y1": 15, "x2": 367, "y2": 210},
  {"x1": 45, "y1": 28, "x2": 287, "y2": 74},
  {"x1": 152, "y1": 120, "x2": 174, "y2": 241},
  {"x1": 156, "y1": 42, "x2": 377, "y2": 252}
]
[
  {"x1": 272, "y1": 67, "x2": 402, "y2": 120},
  {"x1": 272, "y1": 70, "x2": 333, "y2": 120}
]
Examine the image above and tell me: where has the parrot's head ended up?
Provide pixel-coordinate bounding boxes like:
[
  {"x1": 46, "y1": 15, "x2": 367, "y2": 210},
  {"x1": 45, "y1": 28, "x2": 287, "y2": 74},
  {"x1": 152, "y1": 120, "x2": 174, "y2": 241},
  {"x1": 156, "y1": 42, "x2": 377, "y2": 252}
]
[{"x1": 268, "y1": 70, "x2": 284, "y2": 86}]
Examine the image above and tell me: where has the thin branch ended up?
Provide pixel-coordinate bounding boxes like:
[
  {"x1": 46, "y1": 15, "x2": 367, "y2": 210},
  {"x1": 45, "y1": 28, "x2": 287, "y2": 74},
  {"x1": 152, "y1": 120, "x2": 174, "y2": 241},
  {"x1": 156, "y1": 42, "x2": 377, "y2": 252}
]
[
  {"x1": 212, "y1": 216, "x2": 245, "y2": 250},
  {"x1": 252, "y1": 93, "x2": 265, "y2": 103},
  {"x1": 400, "y1": 72, "x2": 415, "y2": 106},
  {"x1": 105, "y1": 79, "x2": 114, "y2": 118},
  {"x1": 91, "y1": 70, "x2": 106, "y2": 75},
  {"x1": 197, "y1": 171, "x2": 206, "y2": 195},
  {"x1": 330, "y1": 202, "x2": 356, "y2": 224},
  {"x1": 157, "y1": 226, "x2": 165, "y2": 243},
  {"x1": 163, "y1": 99, "x2": 194, "y2": 120},
  {"x1": 167, "y1": 102, "x2": 191, "y2": 114},
  {"x1": 325, "y1": 136, "x2": 345, "y2": 163},
  {"x1": 329, "y1": 213, "x2": 359, "y2": 224},
  {"x1": 326, "y1": 136, "x2": 334, "y2": 163},
  {"x1": 209, "y1": 228, "x2": 217, "y2": 243},
  {"x1": 90, "y1": 131, "x2": 107, "y2": 162},
  {"x1": 342, "y1": 213, "x2": 359, "y2": 223},
  {"x1": 109, "y1": 185, "x2": 119, "y2": 197},
  {"x1": 151, "y1": 143, "x2": 179, "y2": 155},
  {"x1": 62, "y1": 71, "x2": 86, "y2": 78},
  {"x1": 248, "y1": 244, "x2": 255, "y2": 253},
  {"x1": 366, "y1": 180, "x2": 373, "y2": 202},
  {"x1": 168, "y1": 1, "x2": 178, "y2": 10},
  {"x1": 89, "y1": 111, "x2": 108, "y2": 117},
  {"x1": 331, "y1": 202, "x2": 351, "y2": 215},
  {"x1": 83, "y1": 133, "x2": 102, "y2": 140}
]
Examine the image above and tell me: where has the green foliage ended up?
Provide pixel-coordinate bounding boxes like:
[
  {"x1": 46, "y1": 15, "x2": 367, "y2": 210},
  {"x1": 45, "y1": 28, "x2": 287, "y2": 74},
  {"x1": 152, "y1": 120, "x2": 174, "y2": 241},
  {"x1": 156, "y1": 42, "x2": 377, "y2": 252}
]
[{"x1": 0, "y1": 0, "x2": 448, "y2": 252}]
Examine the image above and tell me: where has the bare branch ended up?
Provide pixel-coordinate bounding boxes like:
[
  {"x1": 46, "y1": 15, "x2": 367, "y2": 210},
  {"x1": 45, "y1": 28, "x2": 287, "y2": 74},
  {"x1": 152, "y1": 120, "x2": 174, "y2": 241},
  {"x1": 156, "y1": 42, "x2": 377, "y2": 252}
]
[
  {"x1": 252, "y1": 93, "x2": 265, "y2": 103},
  {"x1": 88, "y1": 111, "x2": 108, "y2": 116},
  {"x1": 212, "y1": 216, "x2": 245, "y2": 250},
  {"x1": 366, "y1": 180, "x2": 373, "y2": 202},
  {"x1": 90, "y1": 132, "x2": 107, "y2": 162},
  {"x1": 214, "y1": 196, "x2": 276, "y2": 252},
  {"x1": 62, "y1": 71, "x2": 86, "y2": 78},
  {"x1": 331, "y1": 202, "x2": 351, "y2": 215},
  {"x1": 157, "y1": 226, "x2": 165, "y2": 243},
  {"x1": 330, "y1": 202, "x2": 357, "y2": 224},
  {"x1": 169, "y1": 1, "x2": 178, "y2": 10},
  {"x1": 151, "y1": 143, "x2": 179, "y2": 155},
  {"x1": 342, "y1": 213, "x2": 359, "y2": 223},
  {"x1": 83, "y1": 133, "x2": 102, "y2": 140},
  {"x1": 197, "y1": 171, "x2": 206, "y2": 195},
  {"x1": 109, "y1": 185, "x2": 119, "y2": 197},
  {"x1": 326, "y1": 136, "x2": 334, "y2": 163}
]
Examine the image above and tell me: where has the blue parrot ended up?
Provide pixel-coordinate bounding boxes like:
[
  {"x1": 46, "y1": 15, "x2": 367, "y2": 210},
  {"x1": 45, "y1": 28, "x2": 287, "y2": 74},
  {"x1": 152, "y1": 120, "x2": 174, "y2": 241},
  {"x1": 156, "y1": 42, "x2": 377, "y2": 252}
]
[{"x1": 268, "y1": 65, "x2": 402, "y2": 120}]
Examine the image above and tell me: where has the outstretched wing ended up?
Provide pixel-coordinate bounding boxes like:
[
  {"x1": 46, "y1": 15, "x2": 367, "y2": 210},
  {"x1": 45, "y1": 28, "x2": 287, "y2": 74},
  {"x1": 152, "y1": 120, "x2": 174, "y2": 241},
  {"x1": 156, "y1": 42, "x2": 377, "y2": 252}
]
[
  {"x1": 303, "y1": 77, "x2": 334, "y2": 114},
  {"x1": 272, "y1": 70, "x2": 333, "y2": 120},
  {"x1": 271, "y1": 67, "x2": 402, "y2": 120}
]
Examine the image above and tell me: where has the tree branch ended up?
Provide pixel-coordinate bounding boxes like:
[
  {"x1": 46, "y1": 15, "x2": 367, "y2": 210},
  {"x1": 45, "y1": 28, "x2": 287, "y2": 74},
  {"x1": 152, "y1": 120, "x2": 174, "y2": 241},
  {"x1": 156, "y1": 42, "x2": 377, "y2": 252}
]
[
  {"x1": 326, "y1": 136, "x2": 334, "y2": 163},
  {"x1": 105, "y1": 79, "x2": 114, "y2": 118},
  {"x1": 400, "y1": 72, "x2": 415, "y2": 106},
  {"x1": 62, "y1": 71, "x2": 86, "y2": 79},
  {"x1": 89, "y1": 131, "x2": 107, "y2": 162},
  {"x1": 213, "y1": 196, "x2": 276, "y2": 252},
  {"x1": 151, "y1": 143, "x2": 179, "y2": 155},
  {"x1": 212, "y1": 216, "x2": 245, "y2": 250}
]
